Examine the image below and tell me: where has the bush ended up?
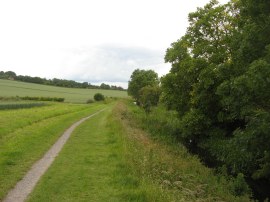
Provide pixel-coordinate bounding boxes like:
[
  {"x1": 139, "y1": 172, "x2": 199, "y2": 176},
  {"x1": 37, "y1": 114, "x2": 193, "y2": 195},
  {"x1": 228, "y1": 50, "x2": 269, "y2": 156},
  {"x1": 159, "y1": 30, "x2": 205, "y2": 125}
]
[
  {"x1": 138, "y1": 85, "x2": 161, "y2": 113},
  {"x1": 20, "y1": 96, "x2": 65, "y2": 102},
  {"x1": 0, "y1": 103, "x2": 46, "y2": 110},
  {"x1": 86, "y1": 99, "x2": 94, "y2": 104},
  {"x1": 230, "y1": 173, "x2": 251, "y2": 196},
  {"x1": 94, "y1": 93, "x2": 105, "y2": 101}
]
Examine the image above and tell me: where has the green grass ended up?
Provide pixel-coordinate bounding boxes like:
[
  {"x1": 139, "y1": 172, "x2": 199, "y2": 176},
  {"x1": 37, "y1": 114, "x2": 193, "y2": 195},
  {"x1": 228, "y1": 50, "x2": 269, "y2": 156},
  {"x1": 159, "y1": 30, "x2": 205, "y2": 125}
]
[
  {"x1": 0, "y1": 79, "x2": 127, "y2": 103},
  {"x1": 0, "y1": 102, "x2": 107, "y2": 200},
  {"x1": 121, "y1": 101, "x2": 252, "y2": 201},
  {"x1": 0, "y1": 102, "x2": 46, "y2": 110},
  {"x1": 27, "y1": 101, "x2": 252, "y2": 202},
  {"x1": 28, "y1": 103, "x2": 155, "y2": 202},
  {"x1": 1, "y1": 100, "x2": 252, "y2": 201},
  {"x1": 0, "y1": 103, "x2": 92, "y2": 137}
]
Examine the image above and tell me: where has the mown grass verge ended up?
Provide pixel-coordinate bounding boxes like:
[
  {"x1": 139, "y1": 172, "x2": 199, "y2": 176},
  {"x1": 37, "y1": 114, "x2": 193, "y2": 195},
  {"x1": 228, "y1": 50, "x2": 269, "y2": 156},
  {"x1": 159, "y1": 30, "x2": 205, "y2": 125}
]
[
  {"x1": 28, "y1": 102, "x2": 169, "y2": 202},
  {"x1": 0, "y1": 103, "x2": 94, "y2": 138},
  {"x1": 27, "y1": 100, "x2": 251, "y2": 201},
  {"x1": 0, "y1": 102, "x2": 107, "y2": 200}
]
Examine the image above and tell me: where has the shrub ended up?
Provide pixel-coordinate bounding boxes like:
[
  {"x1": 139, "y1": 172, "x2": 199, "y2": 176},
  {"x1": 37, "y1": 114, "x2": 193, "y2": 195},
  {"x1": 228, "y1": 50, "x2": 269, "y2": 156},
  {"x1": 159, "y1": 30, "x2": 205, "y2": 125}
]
[
  {"x1": 20, "y1": 96, "x2": 65, "y2": 102},
  {"x1": 0, "y1": 103, "x2": 46, "y2": 110},
  {"x1": 138, "y1": 85, "x2": 161, "y2": 113},
  {"x1": 86, "y1": 99, "x2": 94, "y2": 104},
  {"x1": 94, "y1": 93, "x2": 105, "y2": 101},
  {"x1": 230, "y1": 173, "x2": 251, "y2": 196}
]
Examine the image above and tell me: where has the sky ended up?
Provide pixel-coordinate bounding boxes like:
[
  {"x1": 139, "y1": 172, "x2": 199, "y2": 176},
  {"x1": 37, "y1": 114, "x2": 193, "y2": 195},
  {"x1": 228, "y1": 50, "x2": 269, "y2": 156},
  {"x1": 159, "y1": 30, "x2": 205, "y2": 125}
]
[{"x1": 0, "y1": 0, "x2": 229, "y2": 88}]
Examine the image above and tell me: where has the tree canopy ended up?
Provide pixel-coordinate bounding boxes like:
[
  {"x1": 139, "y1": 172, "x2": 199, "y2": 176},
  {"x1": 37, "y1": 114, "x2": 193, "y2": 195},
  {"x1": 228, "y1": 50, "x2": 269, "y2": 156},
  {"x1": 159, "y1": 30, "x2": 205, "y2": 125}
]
[
  {"x1": 128, "y1": 69, "x2": 159, "y2": 103},
  {"x1": 161, "y1": 0, "x2": 270, "y2": 194},
  {"x1": 94, "y1": 93, "x2": 105, "y2": 101}
]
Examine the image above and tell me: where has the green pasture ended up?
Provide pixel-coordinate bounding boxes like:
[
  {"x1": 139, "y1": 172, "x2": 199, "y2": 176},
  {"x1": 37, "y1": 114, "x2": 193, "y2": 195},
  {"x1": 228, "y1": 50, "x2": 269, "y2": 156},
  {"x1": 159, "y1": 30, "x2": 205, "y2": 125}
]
[
  {"x1": 28, "y1": 106, "x2": 153, "y2": 202},
  {"x1": 27, "y1": 101, "x2": 251, "y2": 202},
  {"x1": 0, "y1": 79, "x2": 128, "y2": 103},
  {"x1": 0, "y1": 102, "x2": 108, "y2": 200},
  {"x1": 0, "y1": 100, "x2": 252, "y2": 201}
]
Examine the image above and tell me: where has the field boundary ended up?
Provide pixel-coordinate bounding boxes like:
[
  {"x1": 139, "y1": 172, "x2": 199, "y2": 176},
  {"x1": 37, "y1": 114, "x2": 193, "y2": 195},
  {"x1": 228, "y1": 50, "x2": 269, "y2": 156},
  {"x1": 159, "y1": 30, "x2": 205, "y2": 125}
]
[{"x1": 3, "y1": 108, "x2": 107, "y2": 202}]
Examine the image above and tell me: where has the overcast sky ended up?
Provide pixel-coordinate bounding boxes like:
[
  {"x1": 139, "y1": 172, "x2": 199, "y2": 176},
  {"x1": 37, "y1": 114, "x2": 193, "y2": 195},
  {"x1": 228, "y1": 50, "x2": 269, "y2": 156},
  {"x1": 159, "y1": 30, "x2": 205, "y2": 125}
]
[{"x1": 0, "y1": 0, "x2": 229, "y2": 88}]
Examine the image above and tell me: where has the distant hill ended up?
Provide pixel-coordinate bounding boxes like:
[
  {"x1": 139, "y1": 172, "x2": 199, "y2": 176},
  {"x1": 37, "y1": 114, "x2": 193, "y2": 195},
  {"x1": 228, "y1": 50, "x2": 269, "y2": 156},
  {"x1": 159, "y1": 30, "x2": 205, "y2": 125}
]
[
  {"x1": 0, "y1": 79, "x2": 128, "y2": 103},
  {"x1": 0, "y1": 70, "x2": 125, "y2": 91}
]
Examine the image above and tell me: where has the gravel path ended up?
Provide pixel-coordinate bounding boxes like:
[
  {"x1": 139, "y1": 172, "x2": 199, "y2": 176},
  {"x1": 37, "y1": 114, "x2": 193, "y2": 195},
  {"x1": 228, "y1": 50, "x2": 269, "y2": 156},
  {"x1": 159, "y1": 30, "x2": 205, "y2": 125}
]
[{"x1": 3, "y1": 108, "x2": 106, "y2": 202}]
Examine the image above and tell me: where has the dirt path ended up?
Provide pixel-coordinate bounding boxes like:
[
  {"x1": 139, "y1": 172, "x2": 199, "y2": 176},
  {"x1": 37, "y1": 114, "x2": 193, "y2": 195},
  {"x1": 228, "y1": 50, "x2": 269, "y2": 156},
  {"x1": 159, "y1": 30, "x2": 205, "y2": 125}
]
[{"x1": 3, "y1": 108, "x2": 106, "y2": 202}]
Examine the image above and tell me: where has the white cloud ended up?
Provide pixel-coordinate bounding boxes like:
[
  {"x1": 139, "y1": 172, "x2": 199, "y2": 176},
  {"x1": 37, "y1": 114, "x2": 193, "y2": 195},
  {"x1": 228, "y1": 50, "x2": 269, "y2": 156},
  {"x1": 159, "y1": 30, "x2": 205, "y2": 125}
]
[
  {"x1": 0, "y1": 0, "x2": 229, "y2": 88},
  {"x1": 60, "y1": 45, "x2": 167, "y2": 83}
]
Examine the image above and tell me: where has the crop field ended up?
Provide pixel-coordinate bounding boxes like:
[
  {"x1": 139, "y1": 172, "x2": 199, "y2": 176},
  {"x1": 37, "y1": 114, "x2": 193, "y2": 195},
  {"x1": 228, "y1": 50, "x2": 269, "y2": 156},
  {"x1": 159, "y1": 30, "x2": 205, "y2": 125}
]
[
  {"x1": 0, "y1": 79, "x2": 128, "y2": 103},
  {"x1": 0, "y1": 102, "x2": 109, "y2": 200}
]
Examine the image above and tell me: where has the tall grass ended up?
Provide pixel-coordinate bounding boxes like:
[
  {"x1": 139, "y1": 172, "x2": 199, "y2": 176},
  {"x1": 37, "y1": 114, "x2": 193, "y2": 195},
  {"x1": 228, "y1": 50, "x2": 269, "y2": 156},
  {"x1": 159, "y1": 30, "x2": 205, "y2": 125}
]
[{"x1": 120, "y1": 101, "x2": 252, "y2": 201}]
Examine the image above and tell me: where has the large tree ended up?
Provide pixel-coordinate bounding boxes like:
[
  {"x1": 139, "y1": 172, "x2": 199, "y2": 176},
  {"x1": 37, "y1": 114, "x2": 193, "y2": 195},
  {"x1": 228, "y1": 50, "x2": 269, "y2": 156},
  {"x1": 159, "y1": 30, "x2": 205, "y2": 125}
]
[
  {"x1": 128, "y1": 69, "x2": 159, "y2": 103},
  {"x1": 162, "y1": 0, "x2": 270, "y2": 192}
]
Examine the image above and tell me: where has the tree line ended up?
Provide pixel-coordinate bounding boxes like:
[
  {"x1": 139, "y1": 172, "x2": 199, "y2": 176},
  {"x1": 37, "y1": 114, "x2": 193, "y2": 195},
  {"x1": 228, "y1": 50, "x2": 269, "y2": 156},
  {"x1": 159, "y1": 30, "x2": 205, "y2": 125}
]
[
  {"x1": 0, "y1": 71, "x2": 125, "y2": 91},
  {"x1": 128, "y1": 0, "x2": 270, "y2": 199}
]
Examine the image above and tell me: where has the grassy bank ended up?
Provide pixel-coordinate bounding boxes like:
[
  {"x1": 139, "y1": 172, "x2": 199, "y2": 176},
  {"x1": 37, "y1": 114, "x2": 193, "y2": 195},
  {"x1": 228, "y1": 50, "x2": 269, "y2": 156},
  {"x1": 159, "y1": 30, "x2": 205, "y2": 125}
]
[
  {"x1": 27, "y1": 101, "x2": 251, "y2": 201},
  {"x1": 117, "y1": 101, "x2": 252, "y2": 201},
  {"x1": 0, "y1": 79, "x2": 127, "y2": 103},
  {"x1": 0, "y1": 102, "x2": 107, "y2": 200}
]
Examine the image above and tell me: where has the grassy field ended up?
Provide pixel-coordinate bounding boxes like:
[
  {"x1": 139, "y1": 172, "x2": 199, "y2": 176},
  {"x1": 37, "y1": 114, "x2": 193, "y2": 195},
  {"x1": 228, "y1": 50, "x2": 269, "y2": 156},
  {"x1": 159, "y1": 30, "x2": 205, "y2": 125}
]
[
  {"x1": 0, "y1": 102, "x2": 108, "y2": 200},
  {"x1": 0, "y1": 78, "x2": 251, "y2": 201},
  {"x1": 0, "y1": 79, "x2": 128, "y2": 103},
  {"x1": 26, "y1": 101, "x2": 251, "y2": 202},
  {"x1": 28, "y1": 105, "x2": 153, "y2": 202}
]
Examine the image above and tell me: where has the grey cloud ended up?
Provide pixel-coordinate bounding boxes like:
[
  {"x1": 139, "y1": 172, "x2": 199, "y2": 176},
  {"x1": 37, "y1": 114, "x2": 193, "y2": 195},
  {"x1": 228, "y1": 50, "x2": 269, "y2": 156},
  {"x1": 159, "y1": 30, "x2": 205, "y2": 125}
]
[{"x1": 63, "y1": 44, "x2": 167, "y2": 86}]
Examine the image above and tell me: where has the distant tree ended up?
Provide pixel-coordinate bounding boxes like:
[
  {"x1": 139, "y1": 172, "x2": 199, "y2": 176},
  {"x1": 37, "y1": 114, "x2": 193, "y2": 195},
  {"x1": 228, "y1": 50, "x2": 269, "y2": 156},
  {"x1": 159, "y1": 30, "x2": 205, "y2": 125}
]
[
  {"x1": 128, "y1": 69, "x2": 159, "y2": 103},
  {"x1": 1, "y1": 70, "x2": 124, "y2": 91},
  {"x1": 94, "y1": 93, "x2": 105, "y2": 101},
  {"x1": 5, "y1": 71, "x2": 16, "y2": 80},
  {"x1": 82, "y1": 82, "x2": 89, "y2": 88},
  {"x1": 100, "y1": 83, "x2": 110, "y2": 89},
  {"x1": 0, "y1": 71, "x2": 5, "y2": 79},
  {"x1": 139, "y1": 85, "x2": 161, "y2": 113}
]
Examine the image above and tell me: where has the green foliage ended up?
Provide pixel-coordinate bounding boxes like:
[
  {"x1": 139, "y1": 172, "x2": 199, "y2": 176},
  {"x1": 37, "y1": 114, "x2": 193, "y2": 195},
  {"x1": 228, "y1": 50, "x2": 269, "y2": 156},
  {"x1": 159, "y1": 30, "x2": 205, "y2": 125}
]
[
  {"x1": 231, "y1": 173, "x2": 251, "y2": 196},
  {"x1": 139, "y1": 85, "x2": 161, "y2": 113},
  {"x1": 128, "y1": 69, "x2": 159, "y2": 103},
  {"x1": 86, "y1": 99, "x2": 94, "y2": 104},
  {"x1": 125, "y1": 101, "x2": 251, "y2": 200},
  {"x1": 0, "y1": 71, "x2": 16, "y2": 80},
  {"x1": 0, "y1": 102, "x2": 46, "y2": 110},
  {"x1": 21, "y1": 96, "x2": 65, "y2": 102},
  {"x1": 94, "y1": 93, "x2": 105, "y2": 101},
  {"x1": 161, "y1": 0, "x2": 270, "y2": 197}
]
